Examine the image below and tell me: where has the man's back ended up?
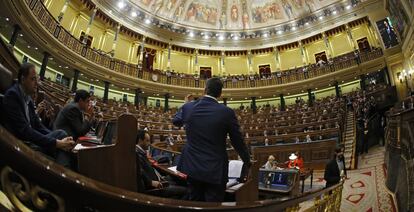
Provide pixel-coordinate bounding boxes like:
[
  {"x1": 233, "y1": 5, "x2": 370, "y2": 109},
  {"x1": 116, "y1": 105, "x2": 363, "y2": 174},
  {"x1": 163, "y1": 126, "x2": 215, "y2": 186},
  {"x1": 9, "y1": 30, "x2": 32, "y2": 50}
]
[
  {"x1": 176, "y1": 97, "x2": 249, "y2": 185},
  {"x1": 54, "y1": 102, "x2": 90, "y2": 140}
]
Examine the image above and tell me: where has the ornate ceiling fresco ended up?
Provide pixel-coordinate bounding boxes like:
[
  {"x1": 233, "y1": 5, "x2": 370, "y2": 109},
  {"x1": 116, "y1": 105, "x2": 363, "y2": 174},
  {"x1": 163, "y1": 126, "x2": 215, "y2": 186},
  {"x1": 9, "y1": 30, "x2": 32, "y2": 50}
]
[
  {"x1": 131, "y1": 0, "x2": 342, "y2": 30},
  {"x1": 93, "y1": 0, "x2": 369, "y2": 49}
]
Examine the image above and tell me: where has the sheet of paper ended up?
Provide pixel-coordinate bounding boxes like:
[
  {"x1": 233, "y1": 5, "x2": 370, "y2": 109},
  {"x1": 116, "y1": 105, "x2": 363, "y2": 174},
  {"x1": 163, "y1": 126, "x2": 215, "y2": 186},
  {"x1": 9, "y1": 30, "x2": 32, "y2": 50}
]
[
  {"x1": 228, "y1": 160, "x2": 244, "y2": 178},
  {"x1": 168, "y1": 166, "x2": 178, "y2": 173}
]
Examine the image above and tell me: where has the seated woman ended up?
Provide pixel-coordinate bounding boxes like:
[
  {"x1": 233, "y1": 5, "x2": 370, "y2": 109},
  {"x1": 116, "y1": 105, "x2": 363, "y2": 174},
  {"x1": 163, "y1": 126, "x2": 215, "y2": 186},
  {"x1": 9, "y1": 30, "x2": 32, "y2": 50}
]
[
  {"x1": 263, "y1": 155, "x2": 278, "y2": 170},
  {"x1": 287, "y1": 153, "x2": 304, "y2": 170}
]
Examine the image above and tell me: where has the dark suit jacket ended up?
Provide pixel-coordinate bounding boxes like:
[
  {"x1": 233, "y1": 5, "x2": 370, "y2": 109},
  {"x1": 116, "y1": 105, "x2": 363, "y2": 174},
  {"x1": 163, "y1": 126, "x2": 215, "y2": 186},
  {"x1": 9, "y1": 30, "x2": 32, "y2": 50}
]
[
  {"x1": 3, "y1": 83, "x2": 55, "y2": 149},
  {"x1": 173, "y1": 97, "x2": 250, "y2": 185},
  {"x1": 136, "y1": 146, "x2": 158, "y2": 190},
  {"x1": 324, "y1": 158, "x2": 347, "y2": 188},
  {"x1": 54, "y1": 102, "x2": 91, "y2": 140}
]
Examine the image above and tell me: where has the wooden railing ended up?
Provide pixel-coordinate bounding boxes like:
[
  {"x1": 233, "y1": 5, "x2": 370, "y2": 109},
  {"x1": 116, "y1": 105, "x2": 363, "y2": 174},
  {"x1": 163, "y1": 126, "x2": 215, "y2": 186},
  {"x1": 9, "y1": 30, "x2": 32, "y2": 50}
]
[
  {"x1": 384, "y1": 99, "x2": 414, "y2": 212},
  {"x1": 27, "y1": 0, "x2": 384, "y2": 89},
  {"x1": 0, "y1": 121, "x2": 345, "y2": 211}
]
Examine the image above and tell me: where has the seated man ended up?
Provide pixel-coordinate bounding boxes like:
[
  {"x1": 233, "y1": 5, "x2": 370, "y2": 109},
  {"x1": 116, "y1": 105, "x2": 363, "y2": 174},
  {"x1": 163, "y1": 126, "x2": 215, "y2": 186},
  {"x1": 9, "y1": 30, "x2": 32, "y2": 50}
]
[
  {"x1": 135, "y1": 129, "x2": 186, "y2": 198},
  {"x1": 2, "y1": 63, "x2": 75, "y2": 167},
  {"x1": 165, "y1": 133, "x2": 175, "y2": 146},
  {"x1": 324, "y1": 148, "x2": 346, "y2": 188},
  {"x1": 54, "y1": 89, "x2": 95, "y2": 141}
]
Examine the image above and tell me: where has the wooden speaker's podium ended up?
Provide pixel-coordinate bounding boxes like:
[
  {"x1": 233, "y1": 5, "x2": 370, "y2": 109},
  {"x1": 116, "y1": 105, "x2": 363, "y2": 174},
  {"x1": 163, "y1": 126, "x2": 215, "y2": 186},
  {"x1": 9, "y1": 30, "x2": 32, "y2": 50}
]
[
  {"x1": 77, "y1": 114, "x2": 138, "y2": 192},
  {"x1": 225, "y1": 160, "x2": 260, "y2": 202}
]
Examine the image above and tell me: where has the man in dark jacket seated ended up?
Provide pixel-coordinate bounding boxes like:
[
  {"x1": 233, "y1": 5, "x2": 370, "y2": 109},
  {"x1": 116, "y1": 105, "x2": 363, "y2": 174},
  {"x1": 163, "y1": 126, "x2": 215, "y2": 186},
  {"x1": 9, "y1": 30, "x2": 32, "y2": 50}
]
[
  {"x1": 324, "y1": 148, "x2": 347, "y2": 188},
  {"x1": 2, "y1": 63, "x2": 75, "y2": 167},
  {"x1": 135, "y1": 129, "x2": 186, "y2": 198},
  {"x1": 54, "y1": 89, "x2": 95, "y2": 141}
]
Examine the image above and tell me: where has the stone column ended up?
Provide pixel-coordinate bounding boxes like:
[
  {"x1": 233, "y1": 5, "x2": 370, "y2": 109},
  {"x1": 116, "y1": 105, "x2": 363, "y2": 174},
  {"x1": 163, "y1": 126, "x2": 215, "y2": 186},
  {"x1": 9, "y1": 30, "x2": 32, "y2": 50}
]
[
  {"x1": 164, "y1": 93, "x2": 170, "y2": 112},
  {"x1": 39, "y1": 52, "x2": 50, "y2": 81},
  {"x1": 57, "y1": 0, "x2": 71, "y2": 23},
  {"x1": 9, "y1": 24, "x2": 21, "y2": 47},
  {"x1": 134, "y1": 88, "x2": 142, "y2": 107},
  {"x1": 71, "y1": 69, "x2": 80, "y2": 92},
  {"x1": 103, "y1": 81, "x2": 110, "y2": 103},
  {"x1": 82, "y1": 8, "x2": 97, "y2": 44},
  {"x1": 280, "y1": 94, "x2": 285, "y2": 111},
  {"x1": 111, "y1": 24, "x2": 121, "y2": 57},
  {"x1": 251, "y1": 96, "x2": 257, "y2": 114}
]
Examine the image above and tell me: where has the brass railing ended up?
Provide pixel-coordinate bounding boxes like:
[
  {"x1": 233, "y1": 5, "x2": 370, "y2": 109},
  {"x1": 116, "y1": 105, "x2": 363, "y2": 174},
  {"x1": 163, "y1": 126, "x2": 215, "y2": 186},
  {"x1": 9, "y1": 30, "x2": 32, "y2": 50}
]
[{"x1": 27, "y1": 0, "x2": 383, "y2": 89}]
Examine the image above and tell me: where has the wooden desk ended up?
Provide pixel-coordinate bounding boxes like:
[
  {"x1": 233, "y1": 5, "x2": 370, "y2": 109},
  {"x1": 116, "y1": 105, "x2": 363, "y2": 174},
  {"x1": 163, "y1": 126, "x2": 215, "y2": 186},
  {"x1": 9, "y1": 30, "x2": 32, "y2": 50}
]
[
  {"x1": 300, "y1": 168, "x2": 314, "y2": 193},
  {"x1": 251, "y1": 139, "x2": 337, "y2": 170},
  {"x1": 77, "y1": 114, "x2": 138, "y2": 192}
]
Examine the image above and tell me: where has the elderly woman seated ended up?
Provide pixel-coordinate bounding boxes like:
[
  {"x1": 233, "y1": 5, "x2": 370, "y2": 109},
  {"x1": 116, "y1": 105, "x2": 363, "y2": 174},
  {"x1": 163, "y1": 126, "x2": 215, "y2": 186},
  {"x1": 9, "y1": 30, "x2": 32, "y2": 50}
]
[{"x1": 263, "y1": 155, "x2": 279, "y2": 170}]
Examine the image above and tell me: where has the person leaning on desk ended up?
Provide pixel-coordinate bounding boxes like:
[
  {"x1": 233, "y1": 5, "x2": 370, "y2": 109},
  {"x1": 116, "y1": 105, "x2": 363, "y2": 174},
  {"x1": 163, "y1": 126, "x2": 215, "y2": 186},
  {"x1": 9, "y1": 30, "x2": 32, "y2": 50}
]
[{"x1": 172, "y1": 78, "x2": 251, "y2": 202}]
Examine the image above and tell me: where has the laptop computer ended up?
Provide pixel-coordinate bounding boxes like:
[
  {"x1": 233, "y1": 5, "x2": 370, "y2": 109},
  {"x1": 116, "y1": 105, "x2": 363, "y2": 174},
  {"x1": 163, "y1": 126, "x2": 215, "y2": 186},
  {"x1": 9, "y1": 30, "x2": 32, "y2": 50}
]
[{"x1": 258, "y1": 169, "x2": 298, "y2": 192}]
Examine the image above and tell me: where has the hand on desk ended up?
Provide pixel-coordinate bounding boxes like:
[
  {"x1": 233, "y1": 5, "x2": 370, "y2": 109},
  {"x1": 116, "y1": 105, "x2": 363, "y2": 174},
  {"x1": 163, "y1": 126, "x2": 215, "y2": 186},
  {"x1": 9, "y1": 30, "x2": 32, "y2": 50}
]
[
  {"x1": 57, "y1": 137, "x2": 75, "y2": 151},
  {"x1": 151, "y1": 180, "x2": 164, "y2": 189}
]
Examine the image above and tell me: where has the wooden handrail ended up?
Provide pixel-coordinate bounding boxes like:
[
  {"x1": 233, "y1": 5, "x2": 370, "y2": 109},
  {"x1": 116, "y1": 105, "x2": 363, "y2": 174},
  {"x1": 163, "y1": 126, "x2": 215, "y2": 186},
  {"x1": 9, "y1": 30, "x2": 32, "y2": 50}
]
[{"x1": 0, "y1": 124, "x2": 344, "y2": 211}]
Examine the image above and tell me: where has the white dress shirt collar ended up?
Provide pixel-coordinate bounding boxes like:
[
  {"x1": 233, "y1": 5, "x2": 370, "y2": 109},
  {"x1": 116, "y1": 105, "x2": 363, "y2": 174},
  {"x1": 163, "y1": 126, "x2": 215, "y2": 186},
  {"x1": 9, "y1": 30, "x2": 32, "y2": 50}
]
[{"x1": 204, "y1": 95, "x2": 218, "y2": 102}]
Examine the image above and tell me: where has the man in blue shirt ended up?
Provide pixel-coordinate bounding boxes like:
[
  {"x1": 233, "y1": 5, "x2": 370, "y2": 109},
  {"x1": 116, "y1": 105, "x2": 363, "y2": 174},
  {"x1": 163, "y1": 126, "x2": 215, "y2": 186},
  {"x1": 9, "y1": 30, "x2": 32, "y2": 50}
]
[{"x1": 173, "y1": 77, "x2": 250, "y2": 202}]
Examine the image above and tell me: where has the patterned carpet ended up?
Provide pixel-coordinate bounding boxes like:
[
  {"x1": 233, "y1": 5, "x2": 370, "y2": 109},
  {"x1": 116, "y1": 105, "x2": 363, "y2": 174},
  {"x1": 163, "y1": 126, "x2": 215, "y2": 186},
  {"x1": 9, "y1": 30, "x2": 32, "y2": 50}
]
[{"x1": 299, "y1": 146, "x2": 396, "y2": 212}]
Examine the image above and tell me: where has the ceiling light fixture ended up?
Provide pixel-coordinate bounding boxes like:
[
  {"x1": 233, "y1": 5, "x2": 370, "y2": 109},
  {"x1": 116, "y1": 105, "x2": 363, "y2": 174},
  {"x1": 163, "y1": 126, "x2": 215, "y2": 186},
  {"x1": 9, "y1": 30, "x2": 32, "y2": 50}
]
[
  {"x1": 117, "y1": 1, "x2": 126, "y2": 9},
  {"x1": 5, "y1": 17, "x2": 9, "y2": 21},
  {"x1": 131, "y1": 11, "x2": 137, "y2": 17},
  {"x1": 145, "y1": 18, "x2": 151, "y2": 24},
  {"x1": 319, "y1": 16, "x2": 324, "y2": 20},
  {"x1": 277, "y1": 30, "x2": 283, "y2": 35},
  {"x1": 218, "y1": 35, "x2": 224, "y2": 40},
  {"x1": 291, "y1": 26, "x2": 297, "y2": 31},
  {"x1": 346, "y1": 5, "x2": 352, "y2": 10},
  {"x1": 263, "y1": 33, "x2": 268, "y2": 38},
  {"x1": 188, "y1": 32, "x2": 194, "y2": 37},
  {"x1": 332, "y1": 10, "x2": 337, "y2": 15}
]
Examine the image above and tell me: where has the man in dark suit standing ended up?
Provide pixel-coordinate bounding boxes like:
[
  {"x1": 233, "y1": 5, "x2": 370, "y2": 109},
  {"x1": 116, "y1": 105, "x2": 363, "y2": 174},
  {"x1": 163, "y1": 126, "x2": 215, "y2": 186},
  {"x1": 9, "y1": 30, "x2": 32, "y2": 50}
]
[
  {"x1": 324, "y1": 148, "x2": 347, "y2": 188},
  {"x1": 172, "y1": 77, "x2": 251, "y2": 202},
  {"x1": 2, "y1": 63, "x2": 75, "y2": 167},
  {"x1": 54, "y1": 89, "x2": 94, "y2": 141}
]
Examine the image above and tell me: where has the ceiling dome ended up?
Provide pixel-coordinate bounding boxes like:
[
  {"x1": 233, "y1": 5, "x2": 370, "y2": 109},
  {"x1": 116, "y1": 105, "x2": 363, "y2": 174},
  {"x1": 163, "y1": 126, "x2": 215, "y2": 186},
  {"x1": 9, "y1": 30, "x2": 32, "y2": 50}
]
[{"x1": 130, "y1": 0, "x2": 341, "y2": 30}]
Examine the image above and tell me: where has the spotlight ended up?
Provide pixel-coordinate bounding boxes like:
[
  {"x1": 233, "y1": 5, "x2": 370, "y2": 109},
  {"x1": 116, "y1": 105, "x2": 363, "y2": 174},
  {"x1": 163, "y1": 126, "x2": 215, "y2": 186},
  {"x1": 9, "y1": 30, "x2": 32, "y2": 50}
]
[
  {"x1": 145, "y1": 19, "x2": 151, "y2": 24},
  {"x1": 332, "y1": 10, "x2": 337, "y2": 15},
  {"x1": 218, "y1": 35, "x2": 224, "y2": 40},
  {"x1": 189, "y1": 32, "x2": 194, "y2": 37},
  {"x1": 263, "y1": 33, "x2": 268, "y2": 38},
  {"x1": 277, "y1": 30, "x2": 283, "y2": 35},
  {"x1": 131, "y1": 11, "x2": 137, "y2": 17},
  {"x1": 117, "y1": 1, "x2": 126, "y2": 9},
  {"x1": 346, "y1": 5, "x2": 352, "y2": 10},
  {"x1": 5, "y1": 17, "x2": 9, "y2": 21},
  {"x1": 319, "y1": 16, "x2": 324, "y2": 20},
  {"x1": 291, "y1": 26, "x2": 297, "y2": 31}
]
